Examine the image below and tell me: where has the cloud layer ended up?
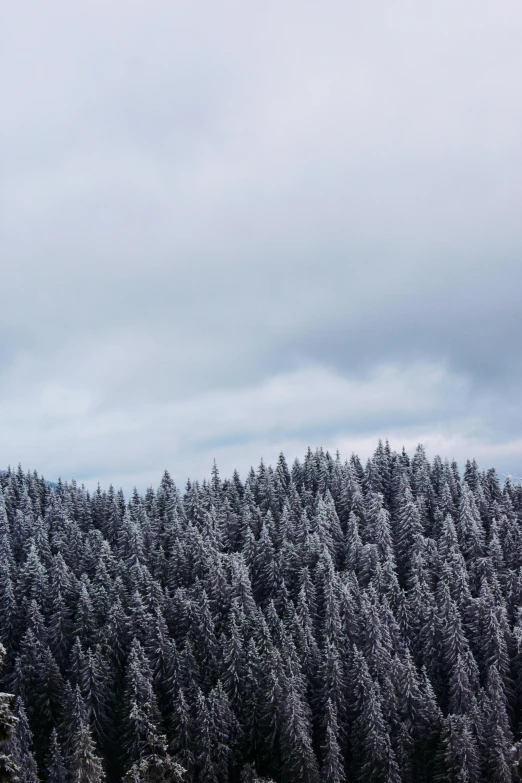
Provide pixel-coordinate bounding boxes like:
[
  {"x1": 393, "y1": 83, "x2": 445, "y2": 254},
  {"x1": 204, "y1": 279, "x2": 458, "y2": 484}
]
[{"x1": 1, "y1": 0, "x2": 522, "y2": 489}]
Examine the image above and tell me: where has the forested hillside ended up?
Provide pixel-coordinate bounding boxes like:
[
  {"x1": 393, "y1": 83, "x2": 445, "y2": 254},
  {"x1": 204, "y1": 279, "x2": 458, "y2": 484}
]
[{"x1": 1, "y1": 443, "x2": 522, "y2": 782}]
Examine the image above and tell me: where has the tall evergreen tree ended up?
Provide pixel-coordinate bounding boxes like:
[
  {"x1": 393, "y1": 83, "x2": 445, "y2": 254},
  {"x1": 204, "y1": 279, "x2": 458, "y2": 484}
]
[
  {"x1": 0, "y1": 645, "x2": 17, "y2": 783},
  {"x1": 44, "y1": 729, "x2": 67, "y2": 783},
  {"x1": 5, "y1": 698, "x2": 38, "y2": 783},
  {"x1": 69, "y1": 716, "x2": 106, "y2": 783}
]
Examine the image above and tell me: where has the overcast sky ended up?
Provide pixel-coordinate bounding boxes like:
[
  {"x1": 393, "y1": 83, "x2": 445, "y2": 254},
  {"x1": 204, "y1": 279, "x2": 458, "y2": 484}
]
[{"x1": 1, "y1": 0, "x2": 522, "y2": 491}]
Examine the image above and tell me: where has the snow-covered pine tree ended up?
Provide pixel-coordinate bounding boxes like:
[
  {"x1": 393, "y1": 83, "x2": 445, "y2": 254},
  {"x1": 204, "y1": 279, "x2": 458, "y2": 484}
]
[{"x1": 0, "y1": 645, "x2": 17, "y2": 783}]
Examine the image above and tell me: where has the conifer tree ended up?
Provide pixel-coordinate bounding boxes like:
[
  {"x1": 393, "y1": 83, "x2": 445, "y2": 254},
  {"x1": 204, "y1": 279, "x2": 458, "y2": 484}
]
[
  {"x1": 279, "y1": 676, "x2": 318, "y2": 783},
  {"x1": 5, "y1": 698, "x2": 38, "y2": 783},
  {"x1": 320, "y1": 699, "x2": 345, "y2": 783},
  {"x1": 45, "y1": 729, "x2": 67, "y2": 783},
  {"x1": 435, "y1": 715, "x2": 481, "y2": 783},
  {"x1": 69, "y1": 716, "x2": 105, "y2": 783},
  {"x1": 121, "y1": 640, "x2": 162, "y2": 768},
  {"x1": 0, "y1": 645, "x2": 17, "y2": 783}
]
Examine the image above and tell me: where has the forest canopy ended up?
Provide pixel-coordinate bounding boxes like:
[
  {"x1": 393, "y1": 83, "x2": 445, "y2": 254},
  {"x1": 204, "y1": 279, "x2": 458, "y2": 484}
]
[{"x1": 0, "y1": 443, "x2": 521, "y2": 782}]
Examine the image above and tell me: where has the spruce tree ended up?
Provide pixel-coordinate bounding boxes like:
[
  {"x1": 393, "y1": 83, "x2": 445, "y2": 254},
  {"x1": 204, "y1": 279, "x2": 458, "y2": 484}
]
[
  {"x1": 5, "y1": 698, "x2": 38, "y2": 783},
  {"x1": 0, "y1": 645, "x2": 17, "y2": 783},
  {"x1": 69, "y1": 716, "x2": 105, "y2": 783},
  {"x1": 320, "y1": 698, "x2": 345, "y2": 783},
  {"x1": 45, "y1": 728, "x2": 67, "y2": 783}
]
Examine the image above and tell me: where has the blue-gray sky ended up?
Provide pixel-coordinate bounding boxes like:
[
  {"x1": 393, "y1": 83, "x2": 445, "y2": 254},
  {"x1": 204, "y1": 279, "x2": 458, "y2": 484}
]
[{"x1": 1, "y1": 0, "x2": 522, "y2": 490}]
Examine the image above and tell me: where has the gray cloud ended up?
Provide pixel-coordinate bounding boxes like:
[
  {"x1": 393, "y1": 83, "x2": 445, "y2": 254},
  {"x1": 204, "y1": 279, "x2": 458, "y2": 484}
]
[{"x1": 1, "y1": 0, "x2": 522, "y2": 489}]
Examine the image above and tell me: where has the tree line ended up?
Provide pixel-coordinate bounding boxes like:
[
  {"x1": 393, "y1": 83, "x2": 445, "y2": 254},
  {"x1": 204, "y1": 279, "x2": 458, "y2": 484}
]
[{"x1": 0, "y1": 442, "x2": 522, "y2": 781}]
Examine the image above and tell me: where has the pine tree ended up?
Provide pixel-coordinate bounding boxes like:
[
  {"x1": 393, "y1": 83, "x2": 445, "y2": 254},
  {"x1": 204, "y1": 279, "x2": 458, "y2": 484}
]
[
  {"x1": 0, "y1": 645, "x2": 17, "y2": 783},
  {"x1": 393, "y1": 487, "x2": 423, "y2": 583},
  {"x1": 168, "y1": 688, "x2": 194, "y2": 779},
  {"x1": 5, "y1": 698, "x2": 38, "y2": 783},
  {"x1": 240, "y1": 764, "x2": 276, "y2": 783},
  {"x1": 208, "y1": 680, "x2": 234, "y2": 782},
  {"x1": 349, "y1": 649, "x2": 400, "y2": 783},
  {"x1": 69, "y1": 716, "x2": 106, "y2": 783},
  {"x1": 45, "y1": 728, "x2": 67, "y2": 783},
  {"x1": 121, "y1": 639, "x2": 163, "y2": 768},
  {"x1": 80, "y1": 645, "x2": 114, "y2": 754},
  {"x1": 279, "y1": 676, "x2": 319, "y2": 783},
  {"x1": 435, "y1": 715, "x2": 481, "y2": 783},
  {"x1": 320, "y1": 698, "x2": 345, "y2": 783}
]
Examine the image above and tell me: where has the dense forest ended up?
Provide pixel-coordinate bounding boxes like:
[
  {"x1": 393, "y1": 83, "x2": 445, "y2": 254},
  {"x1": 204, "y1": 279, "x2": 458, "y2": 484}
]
[{"x1": 0, "y1": 443, "x2": 522, "y2": 782}]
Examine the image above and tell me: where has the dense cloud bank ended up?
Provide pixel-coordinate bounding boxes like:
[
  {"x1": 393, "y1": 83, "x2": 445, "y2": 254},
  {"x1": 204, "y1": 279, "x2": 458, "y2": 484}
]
[
  {"x1": 1, "y1": 443, "x2": 522, "y2": 781},
  {"x1": 3, "y1": 2, "x2": 522, "y2": 486}
]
